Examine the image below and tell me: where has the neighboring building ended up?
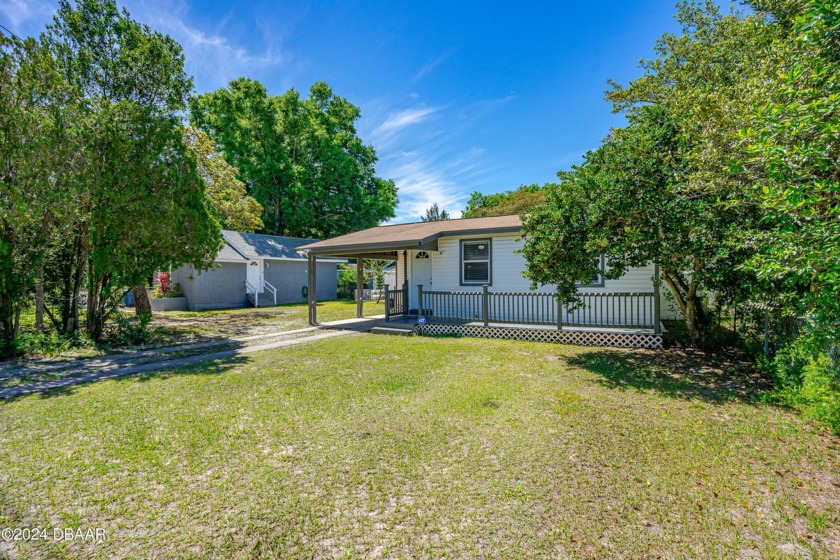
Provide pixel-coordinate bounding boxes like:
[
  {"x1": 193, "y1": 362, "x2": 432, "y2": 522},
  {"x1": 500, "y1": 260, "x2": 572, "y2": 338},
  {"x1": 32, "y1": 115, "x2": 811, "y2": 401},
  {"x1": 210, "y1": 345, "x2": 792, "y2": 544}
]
[
  {"x1": 171, "y1": 231, "x2": 343, "y2": 311},
  {"x1": 382, "y1": 261, "x2": 397, "y2": 290},
  {"x1": 299, "y1": 215, "x2": 679, "y2": 348}
]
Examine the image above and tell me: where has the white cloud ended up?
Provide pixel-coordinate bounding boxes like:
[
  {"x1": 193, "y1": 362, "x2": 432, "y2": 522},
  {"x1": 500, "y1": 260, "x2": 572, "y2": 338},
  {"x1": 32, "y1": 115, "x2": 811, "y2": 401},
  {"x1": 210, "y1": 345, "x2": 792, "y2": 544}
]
[
  {"x1": 410, "y1": 48, "x2": 457, "y2": 84},
  {"x1": 126, "y1": 0, "x2": 288, "y2": 91},
  {"x1": 372, "y1": 106, "x2": 438, "y2": 138},
  {"x1": 0, "y1": 0, "x2": 54, "y2": 34},
  {"x1": 0, "y1": 0, "x2": 291, "y2": 93},
  {"x1": 365, "y1": 94, "x2": 521, "y2": 223}
]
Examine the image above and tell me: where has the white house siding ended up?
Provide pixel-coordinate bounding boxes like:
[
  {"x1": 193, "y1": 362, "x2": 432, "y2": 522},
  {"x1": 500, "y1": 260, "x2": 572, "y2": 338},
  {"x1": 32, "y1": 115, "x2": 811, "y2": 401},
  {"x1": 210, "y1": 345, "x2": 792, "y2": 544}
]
[
  {"x1": 395, "y1": 251, "x2": 406, "y2": 289},
  {"x1": 411, "y1": 233, "x2": 678, "y2": 326}
]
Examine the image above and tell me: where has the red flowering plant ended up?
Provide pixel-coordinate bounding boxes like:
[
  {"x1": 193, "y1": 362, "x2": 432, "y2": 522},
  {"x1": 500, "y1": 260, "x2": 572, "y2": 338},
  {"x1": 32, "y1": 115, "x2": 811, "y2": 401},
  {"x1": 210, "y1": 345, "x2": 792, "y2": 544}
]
[
  {"x1": 153, "y1": 272, "x2": 182, "y2": 298},
  {"x1": 156, "y1": 272, "x2": 171, "y2": 295}
]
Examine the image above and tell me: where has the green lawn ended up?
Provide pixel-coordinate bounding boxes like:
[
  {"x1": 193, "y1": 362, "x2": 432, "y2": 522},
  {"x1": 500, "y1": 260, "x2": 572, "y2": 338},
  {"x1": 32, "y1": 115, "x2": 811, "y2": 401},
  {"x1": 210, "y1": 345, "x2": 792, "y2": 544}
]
[{"x1": 1, "y1": 336, "x2": 838, "y2": 558}]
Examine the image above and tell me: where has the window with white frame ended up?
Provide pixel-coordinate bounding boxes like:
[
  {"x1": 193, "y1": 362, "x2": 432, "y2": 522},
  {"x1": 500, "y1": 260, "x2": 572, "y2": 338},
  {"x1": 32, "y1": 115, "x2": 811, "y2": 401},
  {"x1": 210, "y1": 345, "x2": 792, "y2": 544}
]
[
  {"x1": 460, "y1": 239, "x2": 491, "y2": 285},
  {"x1": 581, "y1": 255, "x2": 605, "y2": 287}
]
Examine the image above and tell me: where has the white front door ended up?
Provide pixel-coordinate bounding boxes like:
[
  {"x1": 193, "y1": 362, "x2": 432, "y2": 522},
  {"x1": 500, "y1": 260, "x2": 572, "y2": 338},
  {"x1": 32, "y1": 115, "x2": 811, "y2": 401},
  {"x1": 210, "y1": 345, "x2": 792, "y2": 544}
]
[
  {"x1": 410, "y1": 251, "x2": 433, "y2": 310},
  {"x1": 247, "y1": 259, "x2": 263, "y2": 292}
]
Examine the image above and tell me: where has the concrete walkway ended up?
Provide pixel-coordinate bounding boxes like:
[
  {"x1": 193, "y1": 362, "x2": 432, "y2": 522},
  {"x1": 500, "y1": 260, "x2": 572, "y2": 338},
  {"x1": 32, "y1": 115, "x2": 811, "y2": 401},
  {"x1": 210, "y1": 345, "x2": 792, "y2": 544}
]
[
  {"x1": 0, "y1": 316, "x2": 383, "y2": 400},
  {"x1": 0, "y1": 326, "x2": 321, "y2": 380}
]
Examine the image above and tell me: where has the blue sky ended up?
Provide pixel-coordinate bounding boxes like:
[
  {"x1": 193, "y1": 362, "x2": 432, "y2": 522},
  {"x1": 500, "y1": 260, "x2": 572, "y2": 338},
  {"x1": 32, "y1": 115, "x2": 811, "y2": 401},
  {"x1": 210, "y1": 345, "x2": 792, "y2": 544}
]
[{"x1": 1, "y1": 0, "x2": 689, "y2": 223}]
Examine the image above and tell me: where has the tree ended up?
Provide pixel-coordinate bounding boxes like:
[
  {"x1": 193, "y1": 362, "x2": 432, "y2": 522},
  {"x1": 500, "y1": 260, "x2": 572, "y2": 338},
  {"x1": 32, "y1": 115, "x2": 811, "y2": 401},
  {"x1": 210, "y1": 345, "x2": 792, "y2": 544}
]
[
  {"x1": 462, "y1": 184, "x2": 548, "y2": 218},
  {"x1": 521, "y1": 2, "x2": 775, "y2": 346},
  {"x1": 44, "y1": 0, "x2": 221, "y2": 339},
  {"x1": 185, "y1": 127, "x2": 263, "y2": 232},
  {"x1": 0, "y1": 33, "x2": 76, "y2": 352},
  {"x1": 740, "y1": 0, "x2": 840, "y2": 334},
  {"x1": 367, "y1": 260, "x2": 387, "y2": 303},
  {"x1": 337, "y1": 259, "x2": 388, "y2": 302},
  {"x1": 190, "y1": 79, "x2": 397, "y2": 238},
  {"x1": 420, "y1": 203, "x2": 450, "y2": 222},
  {"x1": 522, "y1": 107, "x2": 757, "y2": 346}
]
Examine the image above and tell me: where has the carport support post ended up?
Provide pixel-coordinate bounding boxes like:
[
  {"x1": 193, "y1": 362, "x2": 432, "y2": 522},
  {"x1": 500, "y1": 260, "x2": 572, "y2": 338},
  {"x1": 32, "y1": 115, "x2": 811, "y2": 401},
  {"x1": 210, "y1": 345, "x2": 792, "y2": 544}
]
[
  {"x1": 653, "y1": 263, "x2": 662, "y2": 335},
  {"x1": 384, "y1": 284, "x2": 390, "y2": 321},
  {"x1": 308, "y1": 254, "x2": 317, "y2": 325},
  {"x1": 417, "y1": 284, "x2": 423, "y2": 316},
  {"x1": 356, "y1": 257, "x2": 364, "y2": 318}
]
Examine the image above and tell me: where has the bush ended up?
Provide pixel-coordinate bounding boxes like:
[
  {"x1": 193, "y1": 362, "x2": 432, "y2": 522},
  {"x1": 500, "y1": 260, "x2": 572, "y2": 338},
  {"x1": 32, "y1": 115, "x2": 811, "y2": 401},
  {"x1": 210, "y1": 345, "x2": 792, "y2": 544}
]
[
  {"x1": 154, "y1": 282, "x2": 183, "y2": 298},
  {"x1": 152, "y1": 272, "x2": 183, "y2": 298},
  {"x1": 111, "y1": 312, "x2": 153, "y2": 346},
  {"x1": 11, "y1": 331, "x2": 94, "y2": 357},
  {"x1": 765, "y1": 330, "x2": 840, "y2": 434}
]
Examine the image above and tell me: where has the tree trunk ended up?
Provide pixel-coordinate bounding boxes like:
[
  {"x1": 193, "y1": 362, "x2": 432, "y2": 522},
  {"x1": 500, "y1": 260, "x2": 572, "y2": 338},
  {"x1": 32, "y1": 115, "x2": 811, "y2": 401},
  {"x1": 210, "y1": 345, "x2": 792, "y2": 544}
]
[
  {"x1": 133, "y1": 284, "x2": 152, "y2": 317},
  {"x1": 64, "y1": 224, "x2": 88, "y2": 335},
  {"x1": 0, "y1": 296, "x2": 15, "y2": 352},
  {"x1": 660, "y1": 267, "x2": 709, "y2": 348},
  {"x1": 35, "y1": 263, "x2": 45, "y2": 331}
]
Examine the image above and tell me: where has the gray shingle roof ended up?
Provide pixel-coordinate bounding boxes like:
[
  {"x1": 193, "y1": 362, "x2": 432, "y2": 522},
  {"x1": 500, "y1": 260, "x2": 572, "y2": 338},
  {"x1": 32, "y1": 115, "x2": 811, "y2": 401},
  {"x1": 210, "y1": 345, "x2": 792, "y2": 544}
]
[
  {"x1": 222, "y1": 231, "x2": 319, "y2": 261},
  {"x1": 216, "y1": 242, "x2": 248, "y2": 262}
]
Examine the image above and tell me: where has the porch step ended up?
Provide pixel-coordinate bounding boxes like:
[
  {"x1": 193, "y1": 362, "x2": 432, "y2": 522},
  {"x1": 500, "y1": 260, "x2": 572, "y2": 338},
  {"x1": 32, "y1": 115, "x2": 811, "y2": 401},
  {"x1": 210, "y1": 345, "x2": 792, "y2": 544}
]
[
  {"x1": 370, "y1": 326, "x2": 415, "y2": 337},
  {"x1": 247, "y1": 292, "x2": 266, "y2": 307}
]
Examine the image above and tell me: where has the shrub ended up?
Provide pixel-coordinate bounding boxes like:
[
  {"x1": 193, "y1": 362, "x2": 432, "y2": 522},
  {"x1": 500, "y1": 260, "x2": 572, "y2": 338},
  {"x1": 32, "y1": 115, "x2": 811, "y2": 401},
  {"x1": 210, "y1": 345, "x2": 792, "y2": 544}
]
[
  {"x1": 13, "y1": 332, "x2": 72, "y2": 356},
  {"x1": 153, "y1": 272, "x2": 183, "y2": 298},
  {"x1": 10, "y1": 330, "x2": 94, "y2": 358},
  {"x1": 111, "y1": 312, "x2": 153, "y2": 346},
  {"x1": 765, "y1": 330, "x2": 840, "y2": 434}
]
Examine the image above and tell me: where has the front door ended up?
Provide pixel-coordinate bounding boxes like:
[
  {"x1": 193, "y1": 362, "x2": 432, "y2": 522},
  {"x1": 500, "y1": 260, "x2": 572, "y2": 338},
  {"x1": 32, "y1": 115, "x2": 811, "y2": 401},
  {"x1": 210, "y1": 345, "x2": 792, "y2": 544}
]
[
  {"x1": 410, "y1": 251, "x2": 432, "y2": 311},
  {"x1": 247, "y1": 259, "x2": 263, "y2": 292}
]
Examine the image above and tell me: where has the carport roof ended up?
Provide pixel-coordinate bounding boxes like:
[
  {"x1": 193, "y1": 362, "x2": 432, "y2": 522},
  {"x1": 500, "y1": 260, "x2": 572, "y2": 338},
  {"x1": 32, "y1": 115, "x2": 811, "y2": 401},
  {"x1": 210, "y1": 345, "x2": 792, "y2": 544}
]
[{"x1": 297, "y1": 215, "x2": 523, "y2": 256}]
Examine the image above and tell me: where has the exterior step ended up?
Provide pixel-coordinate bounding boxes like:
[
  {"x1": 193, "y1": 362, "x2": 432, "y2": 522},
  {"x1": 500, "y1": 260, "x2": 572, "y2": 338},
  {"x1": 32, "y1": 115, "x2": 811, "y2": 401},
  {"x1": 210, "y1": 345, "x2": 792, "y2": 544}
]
[
  {"x1": 370, "y1": 326, "x2": 414, "y2": 336},
  {"x1": 247, "y1": 292, "x2": 266, "y2": 307}
]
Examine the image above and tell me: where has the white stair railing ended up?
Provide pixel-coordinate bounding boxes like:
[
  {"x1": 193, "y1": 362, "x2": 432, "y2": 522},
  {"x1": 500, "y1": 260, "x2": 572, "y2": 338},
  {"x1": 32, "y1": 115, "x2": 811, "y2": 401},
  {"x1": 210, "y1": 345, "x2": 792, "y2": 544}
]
[
  {"x1": 245, "y1": 280, "x2": 258, "y2": 308},
  {"x1": 264, "y1": 281, "x2": 277, "y2": 306}
]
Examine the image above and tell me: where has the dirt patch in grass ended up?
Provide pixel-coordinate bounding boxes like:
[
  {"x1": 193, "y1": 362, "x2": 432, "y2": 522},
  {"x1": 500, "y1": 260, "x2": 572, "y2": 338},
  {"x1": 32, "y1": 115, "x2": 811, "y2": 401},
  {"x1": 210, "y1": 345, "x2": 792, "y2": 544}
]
[
  {"x1": 148, "y1": 299, "x2": 384, "y2": 344},
  {"x1": 0, "y1": 337, "x2": 838, "y2": 558}
]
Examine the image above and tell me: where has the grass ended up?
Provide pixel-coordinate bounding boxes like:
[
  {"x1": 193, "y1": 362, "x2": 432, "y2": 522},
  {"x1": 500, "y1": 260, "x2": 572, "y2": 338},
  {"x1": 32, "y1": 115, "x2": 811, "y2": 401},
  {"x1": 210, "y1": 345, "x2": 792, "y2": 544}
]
[
  {"x1": 140, "y1": 298, "x2": 385, "y2": 345},
  {"x1": 1, "y1": 336, "x2": 839, "y2": 558},
  {"x1": 6, "y1": 299, "x2": 384, "y2": 362}
]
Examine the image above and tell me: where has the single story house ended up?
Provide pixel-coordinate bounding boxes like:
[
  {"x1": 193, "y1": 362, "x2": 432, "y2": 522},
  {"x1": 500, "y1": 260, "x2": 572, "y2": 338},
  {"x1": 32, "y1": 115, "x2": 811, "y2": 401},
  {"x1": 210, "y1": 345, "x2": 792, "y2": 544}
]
[
  {"x1": 171, "y1": 230, "x2": 342, "y2": 311},
  {"x1": 298, "y1": 215, "x2": 679, "y2": 348}
]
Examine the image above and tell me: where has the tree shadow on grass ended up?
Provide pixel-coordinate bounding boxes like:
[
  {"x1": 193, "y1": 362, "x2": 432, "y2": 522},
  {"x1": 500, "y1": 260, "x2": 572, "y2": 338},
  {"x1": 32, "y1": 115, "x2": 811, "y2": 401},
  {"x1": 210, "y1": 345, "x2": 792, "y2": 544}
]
[
  {"x1": 117, "y1": 354, "x2": 251, "y2": 384},
  {"x1": 1, "y1": 352, "x2": 251, "y2": 404},
  {"x1": 566, "y1": 348, "x2": 772, "y2": 405}
]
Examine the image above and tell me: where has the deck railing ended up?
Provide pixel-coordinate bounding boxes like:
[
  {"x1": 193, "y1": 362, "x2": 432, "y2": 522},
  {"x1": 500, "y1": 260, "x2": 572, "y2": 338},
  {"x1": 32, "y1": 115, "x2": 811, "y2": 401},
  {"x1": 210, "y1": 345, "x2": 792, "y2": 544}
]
[
  {"x1": 383, "y1": 283, "x2": 409, "y2": 320},
  {"x1": 412, "y1": 285, "x2": 658, "y2": 331}
]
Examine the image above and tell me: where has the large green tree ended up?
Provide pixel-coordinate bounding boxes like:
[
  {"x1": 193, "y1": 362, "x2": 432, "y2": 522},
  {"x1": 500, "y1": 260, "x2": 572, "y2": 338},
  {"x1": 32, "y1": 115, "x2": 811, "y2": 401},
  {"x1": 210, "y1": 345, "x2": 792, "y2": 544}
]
[
  {"x1": 0, "y1": 34, "x2": 76, "y2": 351},
  {"x1": 190, "y1": 78, "x2": 397, "y2": 238},
  {"x1": 185, "y1": 127, "x2": 263, "y2": 232},
  {"x1": 741, "y1": 0, "x2": 840, "y2": 334},
  {"x1": 44, "y1": 0, "x2": 221, "y2": 339},
  {"x1": 522, "y1": 107, "x2": 758, "y2": 346},
  {"x1": 521, "y1": 2, "x2": 774, "y2": 346}
]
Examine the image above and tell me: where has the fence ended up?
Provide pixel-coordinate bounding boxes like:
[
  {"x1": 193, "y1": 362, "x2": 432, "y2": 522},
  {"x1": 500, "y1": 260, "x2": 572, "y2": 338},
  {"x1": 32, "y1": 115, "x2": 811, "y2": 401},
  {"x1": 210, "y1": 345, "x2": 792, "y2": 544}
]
[
  {"x1": 383, "y1": 284, "x2": 409, "y2": 320},
  {"x1": 385, "y1": 284, "x2": 658, "y2": 331}
]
